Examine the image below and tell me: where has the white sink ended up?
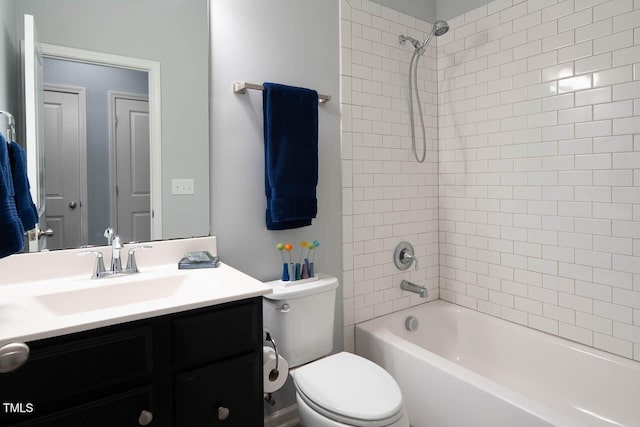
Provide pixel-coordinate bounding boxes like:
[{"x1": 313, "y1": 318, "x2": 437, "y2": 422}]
[{"x1": 36, "y1": 274, "x2": 187, "y2": 315}]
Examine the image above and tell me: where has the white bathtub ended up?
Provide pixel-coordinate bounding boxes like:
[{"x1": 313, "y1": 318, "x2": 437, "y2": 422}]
[{"x1": 356, "y1": 300, "x2": 640, "y2": 427}]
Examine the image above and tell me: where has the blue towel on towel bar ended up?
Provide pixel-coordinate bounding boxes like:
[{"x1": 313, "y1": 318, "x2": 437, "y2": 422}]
[
  {"x1": 263, "y1": 82, "x2": 318, "y2": 230},
  {"x1": 0, "y1": 133, "x2": 25, "y2": 258},
  {"x1": 8, "y1": 140, "x2": 38, "y2": 231}
]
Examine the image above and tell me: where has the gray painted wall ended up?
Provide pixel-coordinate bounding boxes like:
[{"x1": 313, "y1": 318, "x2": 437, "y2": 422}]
[
  {"x1": 0, "y1": 0, "x2": 17, "y2": 115},
  {"x1": 210, "y1": 0, "x2": 342, "y2": 413},
  {"x1": 371, "y1": 0, "x2": 492, "y2": 23},
  {"x1": 372, "y1": 0, "x2": 436, "y2": 23},
  {"x1": 436, "y1": 0, "x2": 491, "y2": 20},
  {"x1": 43, "y1": 58, "x2": 148, "y2": 245},
  {"x1": 15, "y1": 0, "x2": 210, "y2": 240}
]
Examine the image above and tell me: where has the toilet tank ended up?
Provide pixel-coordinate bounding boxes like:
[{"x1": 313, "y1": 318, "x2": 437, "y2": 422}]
[{"x1": 263, "y1": 275, "x2": 339, "y2": 368}]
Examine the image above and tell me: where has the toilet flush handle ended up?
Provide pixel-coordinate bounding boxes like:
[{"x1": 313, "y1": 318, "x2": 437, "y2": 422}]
[{"x1": 276, "y1": 303, "x2": 290, "y2": 313}]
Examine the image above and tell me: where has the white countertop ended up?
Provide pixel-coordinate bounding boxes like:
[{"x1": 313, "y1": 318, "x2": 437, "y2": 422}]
[{"x1": 0, "y1": 262, "x2": 272, "y2": 344}]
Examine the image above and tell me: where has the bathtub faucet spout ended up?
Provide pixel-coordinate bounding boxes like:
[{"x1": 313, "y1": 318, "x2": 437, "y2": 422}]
[{"x1": 401, "y1": 280, "x2": 428, "y2": 298}]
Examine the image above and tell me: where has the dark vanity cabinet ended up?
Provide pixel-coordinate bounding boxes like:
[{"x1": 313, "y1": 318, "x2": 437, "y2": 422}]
[{"x1": 0, "y1": 298, "x2": 263, "y2": 427}]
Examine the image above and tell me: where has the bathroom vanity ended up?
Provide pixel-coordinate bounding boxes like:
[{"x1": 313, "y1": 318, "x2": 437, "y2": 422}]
[
  {"x1": 1, "y1": 298, "x2": 262, "y2": 426},
  {"x1": 0, "y1": 237, "x2": 271, "y2": 426}
]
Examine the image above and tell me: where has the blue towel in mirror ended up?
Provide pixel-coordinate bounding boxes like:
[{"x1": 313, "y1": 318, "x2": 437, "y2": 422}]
[
  {"x1": 0, "y1": 133, "x2": 25, "y2": 258},
  {"x1": 8, "y1": 139, "x2": 38, "y2": 231},
  {"x1": 263, "y1": 82, "x2": 318, "y2": 230}
]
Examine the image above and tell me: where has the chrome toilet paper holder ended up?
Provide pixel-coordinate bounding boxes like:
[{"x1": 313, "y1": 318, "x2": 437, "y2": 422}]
[
  {"x1": 265, "y1": 331, "x2": 280, "y2": 381},
  {"x1": 264, "y1": 330, "x2": 280, "y2": 406}
]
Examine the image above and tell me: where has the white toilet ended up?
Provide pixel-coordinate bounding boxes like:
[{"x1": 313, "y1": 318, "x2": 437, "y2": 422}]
[{"x1": 263, "y1": 275, "x2": 410, "y2": 427}]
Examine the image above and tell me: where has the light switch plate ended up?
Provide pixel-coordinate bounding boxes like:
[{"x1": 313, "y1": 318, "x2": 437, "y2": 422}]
[{"x1": 171, "y1": 179, "x2": 194, "y2": 195}]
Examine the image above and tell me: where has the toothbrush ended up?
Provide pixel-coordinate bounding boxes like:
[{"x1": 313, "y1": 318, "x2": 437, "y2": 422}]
[
  {"x1": 306, "y1": 242, "x2": 315, "y2": 259},
  {"x1": 277, "y1": 243, "x2": 289, "y2": 281},
  {"x1": 284, "y1": 243, "x2": 293, "y2": 263},
  {"x1": 284, "y1": 243, "x2": 294, "y2": 280},
  {"x1": 298, "y1": 241, "x2": 307, "y2": 264},
  {"x1": 276, "y1": 243, "x2": 285, "y2": 263},
  {"x1": 302, "y1": 242, "x2": 314, "y2": 279},
  {"x1": 312, "y1": 240, "x2": 320, "y2": 262},
  {"x1": 308, "y1": 240, "x2": 319, "y2": 278},
  {"x1": 298, "y1": 241, "x2": 309, "y2": 279}
]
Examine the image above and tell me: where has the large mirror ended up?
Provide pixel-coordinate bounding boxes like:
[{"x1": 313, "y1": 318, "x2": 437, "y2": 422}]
[{"x1": 1, "y1": 0, "x2": 210, "y2": 252}]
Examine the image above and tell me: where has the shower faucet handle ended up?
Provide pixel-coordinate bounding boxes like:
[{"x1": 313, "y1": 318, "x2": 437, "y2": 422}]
[
  {"x1": 401, "y1": 250, "x2": 418, "y2": 270},
  {"x1": 394, "y1": 242, "x2": 418, "y2": 271}
]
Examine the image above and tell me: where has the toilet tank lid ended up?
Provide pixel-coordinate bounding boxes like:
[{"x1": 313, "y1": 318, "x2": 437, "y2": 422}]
[{"x1": 263, "y1": 274, "x2": 338, "y2": 301}]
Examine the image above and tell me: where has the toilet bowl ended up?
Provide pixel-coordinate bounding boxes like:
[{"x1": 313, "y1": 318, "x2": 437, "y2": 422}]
[
  {"x1": 292, "y1": 352, "x2": 410, "y2": 427},
  {"x1": 262, "y1": 275, "x2": 410, "y2": 427}
]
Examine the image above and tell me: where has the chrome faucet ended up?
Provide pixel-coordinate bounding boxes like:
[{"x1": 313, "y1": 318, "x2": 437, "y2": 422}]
[
  {"x1": 77, "y1": 228, "x2": 152, "y2": 279},
  {"x1": 401, "y1": 280, "x2": 428, "y2": 298},
  {"x1": 111, "y1": 235, "x2": 123, "y2": 273}
]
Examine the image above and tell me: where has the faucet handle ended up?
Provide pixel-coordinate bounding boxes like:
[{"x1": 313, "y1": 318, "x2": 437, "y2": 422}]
[
  {"x1": 77, "y1": 250, "x2": 106, "y2": 279},
  {"x1": 110, "y1": 235, "x2": 124, "y2": 273},
  {"x1": 104, "y1": 227, "x2": 115, "y2": 246},
  {"x1": 401, "y1": 249, "x2": 419, "y2": 270},
  {"x1": 126, "y1": 245, "x2": 153, "y2": 273},
  {"x1": 394, "y1": 242, "x2": 419, "y2": 271},
  {"x1": 112, "y1": 235, "x2": 123, "y2": 249}
]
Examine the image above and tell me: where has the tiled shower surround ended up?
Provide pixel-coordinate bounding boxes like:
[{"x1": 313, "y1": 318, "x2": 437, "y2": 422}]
[
  {"x1": 341, "y1": 0, "x2": 440, "y2": 351},
  {"x1": 342, "y1": 0, "x2": 640, "y2": 361},
  {"x1": 438, "y1": 0, "x2": 640, "y2": 361}
]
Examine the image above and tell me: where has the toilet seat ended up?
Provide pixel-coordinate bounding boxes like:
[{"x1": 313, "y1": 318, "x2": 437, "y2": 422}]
[{"x1": 293, "y1": 352, "x2": 405, "y2": 427}]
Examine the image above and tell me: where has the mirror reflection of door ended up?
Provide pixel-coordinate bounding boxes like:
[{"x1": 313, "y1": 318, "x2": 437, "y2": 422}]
[
  {"x1": 42, "y1": 57, "x2": 149, "y2": 247},
  {"x1": 43, "y1": 85, "x2": 86, "y2": 250},
  {"x1": 111, "y1": 94, "x2": 150, "y2": 244},
  {"x1": 23, "y1": 14, "x2": 47, "y2": 251}
]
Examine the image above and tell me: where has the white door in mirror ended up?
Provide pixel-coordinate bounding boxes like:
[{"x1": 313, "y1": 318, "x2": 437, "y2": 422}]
[
  {"x1": 23, "y1": 14, "x2": 47, "y2": 252},
  {"x1": 114, "y1": 97, "x2": 151, "y2": 243}
]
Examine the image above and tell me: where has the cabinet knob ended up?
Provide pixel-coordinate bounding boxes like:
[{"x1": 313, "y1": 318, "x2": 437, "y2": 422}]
[
  {"x1": 217, "y1": 406, "x2": 230, "y2": 421},
  {"x1": 0, "y1": 342, "x2": 29, "y2": 373},
  {"x1": 138, "y1": 410, "x2": 153, "y2": 425}
]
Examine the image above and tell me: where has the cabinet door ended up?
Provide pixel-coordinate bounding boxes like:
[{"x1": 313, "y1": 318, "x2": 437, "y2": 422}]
[
  {"x1": 0, "y1": 326, "x2": 152, "y2": 424},
  {"x1": 175, "y1": 353, "x2": 262, "y2": 427},
  {"x1": 172, "y1": 300, "x2": 260, "y2": 369},
  {"x1": 11, "y1": 387, "x2": 153, "y2": 427}
]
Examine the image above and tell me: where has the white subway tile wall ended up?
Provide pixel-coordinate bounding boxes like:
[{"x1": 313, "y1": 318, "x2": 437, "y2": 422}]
[
  {"x1": 439, "y1": 0, "x2": 640, "y2": 361},
  {"x1": 340, "y1": 0, "x2": 440, "y2": 351}
]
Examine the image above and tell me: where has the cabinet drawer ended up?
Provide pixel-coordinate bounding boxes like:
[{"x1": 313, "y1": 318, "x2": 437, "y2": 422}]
[
  {"x1": 175, "y1": 353, "x2": 262, "y2": 427},
  {"x1": 0, "y1": 326, "x2": 152, "y2": 421},
  {"x1": 10, "y1": 387, "x2": 153, "y2": 427},
  {"x1": 172, "y1": 300, "x2": 260, "y2": 368}
]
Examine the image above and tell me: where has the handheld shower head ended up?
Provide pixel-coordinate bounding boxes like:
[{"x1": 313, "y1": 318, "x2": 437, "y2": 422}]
[
  {"x1": 419, "y1": 20, "x2": 449, "y2": 52},
  {"x1": 400, "y1": 20, "x2": 449, "y2": 55},
  {"x1": 400, "y1": 19, "x2": 451, "y2": 163},
  {"x1": 433, "y1": 20, "x2": 450, "y2": 37}
]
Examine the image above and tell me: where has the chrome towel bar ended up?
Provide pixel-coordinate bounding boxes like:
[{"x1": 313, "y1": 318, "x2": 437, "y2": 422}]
[{"x1": 233, "y1": 82, "x2": 331, "y2": 104}]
